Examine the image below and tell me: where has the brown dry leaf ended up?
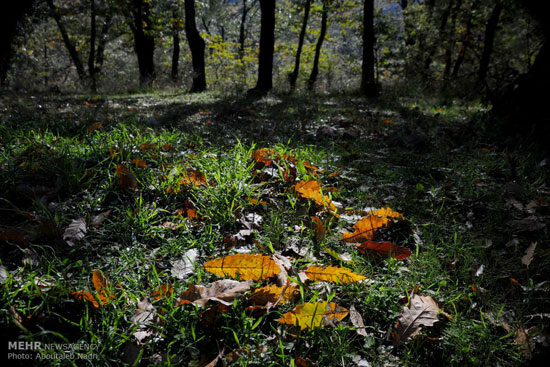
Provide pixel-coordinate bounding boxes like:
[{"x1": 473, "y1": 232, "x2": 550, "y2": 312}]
[
  {"x1": 177, "y1": 279, "x2": 253, "y2": 307},
  {"x1": 392, "y1": 294, "x2": 441, "y2": 346},
  {"x1": 349, "y1": 305, "x2": 368, "y2": 337},
  {"x1": 131, "y1": 298, "x2": 156, "y2": 343},
  {"x1": 139, "y1": 143, "x2": 157, "y2": 152},
  {"x1": 204, "y1": 253, "x2": 281, "y2": 281},
  {"x1": 521, "y1": 242, "x2": 537, "y2": 266},
  {"x1": 304, "y1": 265, "x2": 366, "y2": 284},
  {"x1": 249, "y1": 284, "x2": 298, "y2": 305},
  {"x1": 90, "y1": 210, "x2": 112, "y2": 228},
  {"x1": 357, "y1": 241, "x2": 412, "y2": 260},
  {"x1": 311, "y1": 216, "x2": 326, "y2": 243},
  {"x1": 295, "y1": 180, "x2": 336, "y2": 212},
  {"x1": 278, "y1": 301, "x2": 349, "y2": 330},
  {"x1": 179, "y1": 169, "x2": 208, "y2": 187},
  {"x1": 130, "y1": 159, "x2": 147, "y2": 168},
  {"x1": 116, "y1": 164, "x2": 138, "y2": 192},
  {"x1": 340, "y1": 216, "x2": 388, "y2": 243},
  {"x1": 63, "y1": 218, "x2": 86, "y2": 247},
  {"x1": 86, "y1": 122, "x2": 102, "y2": 133}
]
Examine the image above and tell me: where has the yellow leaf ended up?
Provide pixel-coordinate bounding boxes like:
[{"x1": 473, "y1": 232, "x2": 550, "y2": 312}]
[
  {"x1": 295, "y1": 180, "x2": 336, "y2": 212},
  {"x1": 278, "y1": 302, "x2": 348, "y2": 330},
  {"x1": 340, "y1": 215, "x2": 388, "y2": 243},
  {"x1": 249, "y1": 284, "x2": 297, "y2": 305},
  {"x1": 305, "y1": 265, "x2": 366, "y2": 284},
  {"x1": 204, "y1": 253, "x2": 281, "y2": 281},
  {"x1": 367, "y1": 207, "x2": 404, "y2": 219}
]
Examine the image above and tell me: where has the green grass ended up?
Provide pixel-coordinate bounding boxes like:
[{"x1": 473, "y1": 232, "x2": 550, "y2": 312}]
[{"x1": 0, "y1": 91, "x2": 548, "y2": 366}]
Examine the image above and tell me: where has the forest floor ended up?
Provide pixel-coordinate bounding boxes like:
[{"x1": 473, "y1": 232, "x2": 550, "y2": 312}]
[{"x1": 0, "y1": 90, "x2": 549, "y2": 366}]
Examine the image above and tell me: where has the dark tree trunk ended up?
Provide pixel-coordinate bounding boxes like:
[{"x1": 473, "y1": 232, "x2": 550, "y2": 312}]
[
  {"x1": 424, "y1": 0, "x2": 453, "y2": 71},
  {"x1": 451, "y1": 5, "x2": 475, "y2": 79},
  {"x1": 130, "y1": 0, "x2": 155, "y2": 88},
  {"x1": 289, "y1": 0, "x2": 311, "y2": 90},
  {"x1": 361, "y1": 0, "x2": 377, "y2": 96},
  {"x1": 0, "y1": 0, "x2": 33, "y2": 86},
  {"x1": 95, "y1": 11, "x2": 112, "y2": 70},
  {"x1": 184, "y1": 0, "x2": 206, "y2": 92},
  {"x1": 443, "y1": 0, "x2": 462, "y2": 80},
  {"x1": 88, "y1": 0, "x2": 97, "y2": 91},
  {"x1": 46, "y1": 0, "x2": 87, "y2": 81},
  {"x1": 239, "y1": 0, "x2": 249, "y2": 58},
  {"x1": 250, "y1": 0, "x2": 275, "y2": 94},
  {"x1": 307, "y1": 2, "x2": 327, "y2": 90},
  {"x1": 171, "y1": 10, "x2": 180, "y2": 82},
  {"x1": 477, "y1": 3, "x2": 503, "y2": 87},
  {"x1": 492, "y1": 1, "x2": 550, "y2": 144}
]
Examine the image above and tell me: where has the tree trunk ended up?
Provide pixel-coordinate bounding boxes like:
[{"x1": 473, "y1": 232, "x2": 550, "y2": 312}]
[
  {"x1": 171, "y1": 9, "x2": 180, "y2": 82},
  {"x1": 442, "y1": 0, "x2": 462, "y2": 80},
  {"x1": 361, "y1": 0, "x2": 377, "y2": 96},
  {"x1": 46, "y1": 0, "x2": 87, "y2": 82},
  {"x1": 184, "y1": 0, "x2": 206, "y2": 92},
  {"x1": 451, "y1": 4, "x2": 476, "y2": 79},
  {"x1": 239, "y1": 0, "x2": 249, "y2": 58},
  {"x1": 0, "y1": 0, "x2": 33, "y2": 86},
  {"x1": 250, "y1": 0, "x2": 275, "y2": 94},
  {"x1": 95, "y1": 11, "x2": 112, "y2": 70},
  {"x1": 88, "y1": 0, "x2": 97, "y2": 91},
  {"x1": 307, "y1": 2, "x2": 327, "y2": 90},
  {"x1": 477, "y1": 3, "x2": 503, "y2": 87},
  {"x1": 424, "y1": 0, "x2": 453, "y2": 71},
  {"x1": 130, "y1": 0, "x2": 155, "y2": 88},
  {"x1": 289, "y1": 0, "x2": 311, "y2": 91}
]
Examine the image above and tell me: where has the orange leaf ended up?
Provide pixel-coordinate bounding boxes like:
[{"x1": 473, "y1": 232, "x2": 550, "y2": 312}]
[
  {"x1": 178, "y1": 169, "x2": 207, "y2": 186},
  {"x1": 247, "y1": 197, "x2": 268, "y2": 205},
  {"x1": 92, "y1": 270, "x2": 108, "y2": 293},
  {"x1": 116, "y1": 164, "x2": 138, "y2": 192},
  {"x1": 340, "y1": 216, "x2": 388, "y2": 243},
  {"x1": 311, "y1": 216, "x2": 326, "y2": 243},
  {"x1": 357, "y1": 241, "x2": 411, "y2": 260},
  {"x1": 252, "y1": 148, "x2": 275, "y2": 168},
  {"x1": 304, "y1": 265, "x2": 366, "y2": 283},
  {"x1": 295, "y1": 180, "x2": 336, "y2": 212},
  {"x1": 204, "y1": 253, "x2": 281, "y2": 281},
  {"x1": 161, "y1": 144, "x2": 175, "y2": 151},
  {"x1": 130, "y1": 159, "x2": 147, "y2": 168},
  {"x1": 151, "y1": 284, "x2": 174, "y2": 300},
  {"x1": 367, "y1": 207, "x2": 404, "y2": 219},
  {"x1": 278, "y1": 302, "x2": 348, "y2": 330},
  {"x1": 139, "y1": 143, "x2": 157, "y2": 152},
  {"x1": 71, "y1": 270, "x2": 113, "y2": 307},
  {"x1": 249, "y1": 284, "x2": 298, "y2": 305}
]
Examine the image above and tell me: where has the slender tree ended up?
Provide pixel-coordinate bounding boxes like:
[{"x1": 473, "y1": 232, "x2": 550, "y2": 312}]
[
  {"x1": 88, "y1": 0, "x2": 98, "y2": 91},
  {"x1": 477, "y1": 2, "x2": 503, "y2": 87},
  {"x1": 424, "y1": 0, "x2": 453, "y2": 71},
  {"x1": 442, "y1": 0, "x2": 463, "y2": 80},
  {"x1": 129, "y1": 0, "x2": 155, "y2": 87},
  {"x1": 289, "y1": 0, "x2": 311, "y2": 91},
  {"x1": 184, "y1": 0, "x2": 206, "y2": 92},
  {"x1": 361, "y1": 0, "x2": 377, "y2": 96},
  {"x1": 250, "y1": 0, "x2": 275, "y2": 94},
  {"x1": 171, "y1": 8, "x2": 181, "y2": 82},
  {"x1": 451, "y1": 3, "x2": 477, "y2": 79},
  {"x1": 307, "y1": 1, "x2": 328, "y2": 90}
]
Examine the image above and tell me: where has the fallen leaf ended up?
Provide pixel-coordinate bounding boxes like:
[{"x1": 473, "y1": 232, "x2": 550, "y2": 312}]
[
  {"x1": 71, "y1": 270, "x2": 113, "y2": 307},
  {"x1": 131, "y1": 298, "x2": 156, "y2": 343},
  {"x1": 177, "y1": 279, "x2": 253, "y2": 307},
  {"x1": 367, "y1": 207, "x2": 404, "y2": 219},
  {"x1": 295, "y1": 180, "x2": 336, "y2": 212},
  {"x1": 521, "y1": 242, "x2": 537, "y2": 266},
  {"x1": 278, "y1": 301, "x2": 349, "y2": 330},
  {"x1": 86, "y1": 122, "x2": 102, "y2": 133},
  {"x1": 392, "y1": 294, "x2": 441, "y2": 345},
  {"x1": 171, "y1": 248, "x2": 198, "y2": 279},
  {"x1": 349, "y1": 305, "x2": 368, "y2": 337},
  {"x1": 249, "y1": 284, "x2": 298, "y2": 305},
  {"x1": 340, "y1": 216, "x2": 389, "y2": 243},
  {"x1": 151, "y1": 284, "x2": 174, "y2": 300},
  {"x1": 357, "y1": 241, "x2": 412, "y2": 260},
  {"x1": 117, "y1": 164, "x2": 138, "y2": 192},
  {"x1": 252, "y1": 148, "x2": 275, "y2": 168},
  {"x1": 90, "y1": 210, "x2": 112, "y2": 228},
  {"x1": 311, "y1": 216, "x2": 326, "y2": 243},
  {"x1": 304, "y1": 265, "x2": 366, "y2": 284},
  {"x1": 204, "y1": 253, "x2": 281, "y2": 281},
  {"x1": 130, "y1": 159, "x2": 147, "y2": 168},
  {"x1": 63, "y1": 218, "x2": 86, "y2": 247}
]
